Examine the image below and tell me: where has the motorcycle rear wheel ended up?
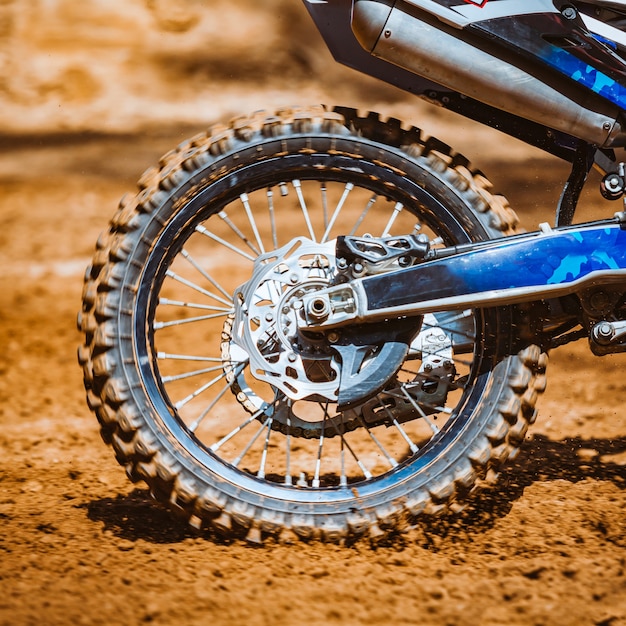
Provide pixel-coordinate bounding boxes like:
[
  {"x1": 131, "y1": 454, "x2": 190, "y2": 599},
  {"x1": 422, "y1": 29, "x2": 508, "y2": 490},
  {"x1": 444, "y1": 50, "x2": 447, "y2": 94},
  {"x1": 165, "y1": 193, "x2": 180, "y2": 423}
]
[{"x1": 78, "y1": 106, "x2": 547, "y2": 543}]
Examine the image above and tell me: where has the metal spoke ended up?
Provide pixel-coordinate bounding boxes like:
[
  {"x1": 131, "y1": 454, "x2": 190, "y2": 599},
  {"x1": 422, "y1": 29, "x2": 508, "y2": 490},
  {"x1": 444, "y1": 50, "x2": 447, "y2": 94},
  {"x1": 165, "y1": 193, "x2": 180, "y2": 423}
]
[
  {"x1": 378, "y1": 395, "x2": 419, "y2": 454},
  {"x1": 162, "y1": 364, "x2": 226, "y2": 383},
  {"x1": 267, "y1": 188, "x2": 278, "y2": 249},
  {"x1": 188, "y1": 370, "x2": 248, "y2": 433},
  {"x1": 321, "y1": 183, "x2": 328, "y2": 229},
  {"x1": 257, "y1": 417, "x2": 274, "y2": 479},
  {"x1": 339, "y1": 436, "x2": 347, "y2": 488},
  {"x1": 154, "y1": 312, "x2": 232, "y2": 330},
  {"x1": 157, "y1": 352, "x2": 224, "y2": 363},
  {"x1": 292, "y1": 179, "x2": 316, "y2": 241},
  {"x1": 165, "y1": 269, "x2": 235, "y2": 306},
  {"x1": 312, "y1": 403, "x2": 329, "y2": 488},
  {"x1": 284, "y1": 413, "x2": 293, "y2": 486},
  {"x1": 159, "y1": 298, "x2": 232, "y2": 312},
  {"x1": 334, "y1": 418, "x2": 372, "y2": 480},
  {"x1": 399, "y1": 385, "x2": 441, "y2": 434},
  {"x1": 174, "y1": 368, "x2": 232, "y2": 410},
  {"x1": 357, "y1": 416, "x2": 398, "y2": 469},
  {"x1": 349, "y1": 194, "x2": 377, "y2": 235},
  {"x1": 195, "y1": 224, "x2": 256, "y2": 261},
  {"x1": 240, "y1": 193, "x2": 266, "y2": 255},
  {"x1": 217, "y1": 209, "x2": 261, "y2": 256},
  {"x1": 382, "y1": 201, "x2": 404, "y2": 237},
  {"x1": 321, "y1": 182, "x2": 354, "y2": 243},
  {"x1": 232, "y1": 417, "x2": 271, "y2": 468},
  {"x1": 180, "y1": 248, "x2": 233, "y2": 303},
  {"x1": 210, "y1": 403, "x2": 271, "y2": 452}
]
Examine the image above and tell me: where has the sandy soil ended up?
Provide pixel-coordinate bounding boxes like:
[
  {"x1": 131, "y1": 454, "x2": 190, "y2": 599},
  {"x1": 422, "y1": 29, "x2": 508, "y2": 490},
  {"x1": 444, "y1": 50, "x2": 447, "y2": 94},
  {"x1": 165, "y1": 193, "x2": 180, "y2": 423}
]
[{"x1": 1, "y1": 2, "x2": 625, "y2": 625}]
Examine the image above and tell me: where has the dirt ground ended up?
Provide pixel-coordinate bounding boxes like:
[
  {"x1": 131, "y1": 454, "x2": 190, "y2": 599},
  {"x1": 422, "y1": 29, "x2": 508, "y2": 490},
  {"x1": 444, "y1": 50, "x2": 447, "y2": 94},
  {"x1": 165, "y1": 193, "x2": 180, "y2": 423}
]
[{"x1": 1, "y1": 2, "x2": 626, "y2": 625}]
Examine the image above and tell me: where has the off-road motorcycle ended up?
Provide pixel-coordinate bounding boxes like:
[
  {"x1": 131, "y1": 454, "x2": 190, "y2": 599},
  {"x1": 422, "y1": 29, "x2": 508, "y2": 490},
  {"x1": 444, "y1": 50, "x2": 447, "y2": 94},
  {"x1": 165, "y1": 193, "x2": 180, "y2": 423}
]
[{"x1": 78, "y1": 0, "x2": 626, "y2": 543}]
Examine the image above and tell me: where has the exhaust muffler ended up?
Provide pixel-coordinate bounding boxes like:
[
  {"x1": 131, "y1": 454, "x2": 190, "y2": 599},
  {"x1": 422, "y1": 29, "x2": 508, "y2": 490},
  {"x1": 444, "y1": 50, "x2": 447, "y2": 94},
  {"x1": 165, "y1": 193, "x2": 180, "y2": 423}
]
[{"x1": 352, "y1": 0, "x2": 626, "y2": 147}]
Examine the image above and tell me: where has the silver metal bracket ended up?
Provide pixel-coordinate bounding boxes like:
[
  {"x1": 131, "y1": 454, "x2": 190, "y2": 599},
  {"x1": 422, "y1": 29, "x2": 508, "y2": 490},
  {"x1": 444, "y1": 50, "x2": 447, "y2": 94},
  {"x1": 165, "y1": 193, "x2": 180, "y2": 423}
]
[{"x1": 590, "y1": 319, "x2": 626, "y2": 355}]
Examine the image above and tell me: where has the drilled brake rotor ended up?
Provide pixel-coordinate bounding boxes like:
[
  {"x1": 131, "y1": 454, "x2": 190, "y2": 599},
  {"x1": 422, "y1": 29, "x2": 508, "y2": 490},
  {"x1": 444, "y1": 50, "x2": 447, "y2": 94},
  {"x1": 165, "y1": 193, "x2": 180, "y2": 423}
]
[
  {"x1": 221, "y1": 239, "x2": 362, "y2": 438},
  {"x1": 220, "y1": 237, "x2": 455, "y2": 438}
]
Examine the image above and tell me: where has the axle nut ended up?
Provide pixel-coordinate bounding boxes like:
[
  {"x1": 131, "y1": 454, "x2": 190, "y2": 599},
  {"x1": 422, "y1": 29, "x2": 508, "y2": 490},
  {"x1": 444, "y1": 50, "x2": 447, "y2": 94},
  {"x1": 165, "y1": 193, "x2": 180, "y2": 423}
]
[
  {"x1": 593, "y1": 321, "x2": 615, "y2": 344},
  {"x1": 306, "y1": 296, "x2": 331, "y2": 322}
]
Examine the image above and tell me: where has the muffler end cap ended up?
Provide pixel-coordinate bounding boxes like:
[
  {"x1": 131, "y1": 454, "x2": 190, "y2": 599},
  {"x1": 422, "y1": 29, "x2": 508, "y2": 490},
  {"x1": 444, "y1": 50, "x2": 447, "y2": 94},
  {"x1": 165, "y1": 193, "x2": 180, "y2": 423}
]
[{"x1": 352, "y1": 0, "x2": 395, "y2": 52}]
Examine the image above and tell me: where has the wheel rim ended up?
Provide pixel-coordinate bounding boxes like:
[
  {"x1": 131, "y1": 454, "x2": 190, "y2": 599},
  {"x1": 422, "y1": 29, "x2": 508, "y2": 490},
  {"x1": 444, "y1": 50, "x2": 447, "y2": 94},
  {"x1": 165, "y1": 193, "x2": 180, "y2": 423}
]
[{"x1": 135, "y1": 158, "x2": 485, "y2": 500}]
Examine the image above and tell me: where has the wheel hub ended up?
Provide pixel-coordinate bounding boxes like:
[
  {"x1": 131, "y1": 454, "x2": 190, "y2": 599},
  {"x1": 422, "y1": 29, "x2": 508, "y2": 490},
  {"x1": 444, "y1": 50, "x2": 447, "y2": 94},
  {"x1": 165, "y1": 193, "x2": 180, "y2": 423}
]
[{"x1": 227, "y1": 238, "x2": 340, "y2": 402}]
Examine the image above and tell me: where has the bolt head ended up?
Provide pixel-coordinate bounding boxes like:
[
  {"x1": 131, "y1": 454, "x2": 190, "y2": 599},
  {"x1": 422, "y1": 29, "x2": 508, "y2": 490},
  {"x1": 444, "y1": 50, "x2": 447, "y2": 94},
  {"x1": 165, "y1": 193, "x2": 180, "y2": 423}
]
[
  {"x1": 593, "y1": 321, "x2": 616, "y2": 345},
  {"x1": 562, "y1": 6, "x2": 577, "y2": 19}
]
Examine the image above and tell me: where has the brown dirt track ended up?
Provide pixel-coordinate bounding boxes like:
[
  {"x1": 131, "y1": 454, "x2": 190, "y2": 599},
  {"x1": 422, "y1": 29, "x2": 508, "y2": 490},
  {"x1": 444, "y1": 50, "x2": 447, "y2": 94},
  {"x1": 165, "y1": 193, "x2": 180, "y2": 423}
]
[{"x1": 1, "y1": 2, "x2": 625, "y2": 625}]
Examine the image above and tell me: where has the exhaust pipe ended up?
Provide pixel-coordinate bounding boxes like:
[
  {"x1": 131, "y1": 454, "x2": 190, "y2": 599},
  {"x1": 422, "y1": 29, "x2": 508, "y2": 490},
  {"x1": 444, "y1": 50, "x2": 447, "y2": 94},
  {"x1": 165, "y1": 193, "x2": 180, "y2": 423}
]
[{"x1": 352, "y1": 0, "x2": 626, "y2": 147}]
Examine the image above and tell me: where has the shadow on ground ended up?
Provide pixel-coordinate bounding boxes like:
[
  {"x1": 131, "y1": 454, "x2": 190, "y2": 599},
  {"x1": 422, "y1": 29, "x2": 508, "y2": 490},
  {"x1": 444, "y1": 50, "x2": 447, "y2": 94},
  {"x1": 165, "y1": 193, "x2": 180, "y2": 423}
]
[{"x1": 85, "y1": 435, "x2": 626, "y2": 547}]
